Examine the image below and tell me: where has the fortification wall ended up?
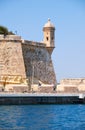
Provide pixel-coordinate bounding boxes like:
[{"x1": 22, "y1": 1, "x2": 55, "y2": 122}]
[
  {"x1": 0, "y1": 35, "x2": 57, "y2": 91},
  {"x1": 60, "y1": 79, "x2": 85, "y2": 85},
  {"x1": 0, "y1": 39, "x2": 26, "y2": 78},
  {"x1": 57, "y1": 78, "x2": 85, "y2": 93},
  {"x1": 22, "y1": 41, "x2": 56, "y2": 85}
]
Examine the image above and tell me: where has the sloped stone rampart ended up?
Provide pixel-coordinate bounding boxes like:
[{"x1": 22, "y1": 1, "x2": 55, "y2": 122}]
[{"x1": 22, "y1": 42, "x2": 56, "y2": 85}]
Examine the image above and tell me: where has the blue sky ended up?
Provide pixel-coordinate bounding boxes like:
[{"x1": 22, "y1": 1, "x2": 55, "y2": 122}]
[{"x1": 0, "y1": 0, "x2": 85, "y2": 82}]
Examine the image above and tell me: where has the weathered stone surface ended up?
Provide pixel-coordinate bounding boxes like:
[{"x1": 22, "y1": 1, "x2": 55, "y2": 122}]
[
  {"x1": 0, "y1": 40, "x2": 26, "y2": 78},
  {"x1": 0, "y1": 35, "x2": 56, "y2": 92},
  {"x1": 22, "y1": 42, "x2": 56, "y2": 85}
]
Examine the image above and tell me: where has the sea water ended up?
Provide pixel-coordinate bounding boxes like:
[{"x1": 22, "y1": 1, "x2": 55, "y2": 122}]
[{"x1": 0, "y1": 105, "x2": 85, "y2": 130}]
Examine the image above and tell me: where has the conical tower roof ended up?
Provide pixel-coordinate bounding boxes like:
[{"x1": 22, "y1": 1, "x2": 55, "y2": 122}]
[{"x1": 43, "y1": 19, "x2": 55, "y2": 28}]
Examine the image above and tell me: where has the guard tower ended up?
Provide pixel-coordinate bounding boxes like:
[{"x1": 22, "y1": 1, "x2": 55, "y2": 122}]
[{"x1": 43, "y1": 19, "x2": 55, "y2": 54}]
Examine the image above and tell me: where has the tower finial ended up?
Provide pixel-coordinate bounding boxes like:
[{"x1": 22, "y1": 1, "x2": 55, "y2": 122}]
[{"x1": 48, "y1": 18, "x2": 50, "y2": 22}]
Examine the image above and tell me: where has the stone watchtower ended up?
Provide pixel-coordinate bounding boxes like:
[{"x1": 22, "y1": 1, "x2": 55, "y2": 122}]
[{"x1": 43, "y1": 19, "x2": 55, "y2": 54}]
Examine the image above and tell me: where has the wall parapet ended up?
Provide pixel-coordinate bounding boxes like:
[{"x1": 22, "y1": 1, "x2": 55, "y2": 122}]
[
  {"x1": 0, "y1": 35, "x2": 21, "y2": 42},
  {"x1": 24, "y1": 40, "x2": 46, "y2": 47},
  {"x1": 60, "y1": 78, "x2": 85, "y2": 85}
]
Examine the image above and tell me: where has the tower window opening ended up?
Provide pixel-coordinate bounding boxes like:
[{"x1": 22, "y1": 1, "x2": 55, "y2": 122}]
[
  {"x1": 46, "y1": 37, "x2": 49, "y2": 41},
  {"x1": 52, "y1": 37, "x2": 54, "y2": 40}
]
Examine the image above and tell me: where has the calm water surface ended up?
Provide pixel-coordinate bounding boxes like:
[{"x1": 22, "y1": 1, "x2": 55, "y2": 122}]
[{"x1": 0, "y1": 105, "x2": 85, "y2": 130}]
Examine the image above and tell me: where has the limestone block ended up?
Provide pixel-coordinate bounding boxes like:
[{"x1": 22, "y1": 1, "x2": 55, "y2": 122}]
[
  {"x1": 60, "y1": 79, "x2": 85, "y2": 85},
  {"x1": 83, "y1": 80, "x2": 85, "y2": 84},
  {"x1": 5, "y1": 85, "x2": 14, "y2": 92},
  {"x1": 38, "y1": 86, "x2": 54, "y2": 93},
  {"x1": 78, "y1": 85, "x2": 85, "y2": 92},
  {"x1": 64, "y1": 86, "x2": 78, "y2": 92},
  {"x1": 57, "y1": 84, "x2": 78, "y2": 93},
  {"x1": 57, "y1": 85, "x2": 64, "y2": 92},
  {"x1": 5, "y1": 84, "x2": 28, "y2": 93},
  {"x1": 31, "y1": 85, "x2": 38, "y2": 91}
]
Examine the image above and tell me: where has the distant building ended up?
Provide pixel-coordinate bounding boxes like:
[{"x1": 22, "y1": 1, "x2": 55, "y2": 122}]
[{"x1": 57, "y1": 78, "x2": 85, "y2": 93}]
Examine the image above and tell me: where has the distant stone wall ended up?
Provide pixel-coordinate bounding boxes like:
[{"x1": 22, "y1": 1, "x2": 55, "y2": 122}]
[
  {"x1": 60, "y1": 79, "x2": 85, "y2": 85},
  {"x1": 57, "y1": 78, "x2": 85, "y2": 93},
  {"x1": 22, "y1": 41, "x2": 56, "y2": 85}
]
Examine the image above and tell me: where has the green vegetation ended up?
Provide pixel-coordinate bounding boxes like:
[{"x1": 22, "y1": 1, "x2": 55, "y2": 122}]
[{"x1": 0, "y1": 25, "x2": 14, "y2": 35}]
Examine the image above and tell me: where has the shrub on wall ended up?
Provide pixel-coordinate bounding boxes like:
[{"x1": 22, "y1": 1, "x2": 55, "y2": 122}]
[{"x1": 0, "y1": 26, "x2": 14, "y2": 35}]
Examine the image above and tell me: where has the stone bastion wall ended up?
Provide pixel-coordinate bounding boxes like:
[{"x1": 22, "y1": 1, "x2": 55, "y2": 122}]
[
  {"x1": 0, "y1": 35, "x2": 56, "y2": 90},
  {"x1": 22, "y1": 40, "x2": 56, "y2": 85}
]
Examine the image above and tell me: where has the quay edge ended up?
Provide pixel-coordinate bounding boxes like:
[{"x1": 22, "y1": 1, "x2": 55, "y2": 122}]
[{"x1": 0, "y1": 93, "x2": 85, "y2": 105}]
